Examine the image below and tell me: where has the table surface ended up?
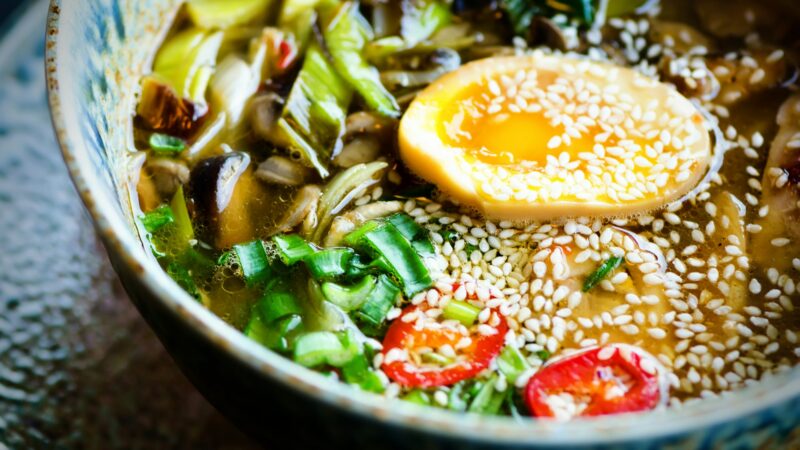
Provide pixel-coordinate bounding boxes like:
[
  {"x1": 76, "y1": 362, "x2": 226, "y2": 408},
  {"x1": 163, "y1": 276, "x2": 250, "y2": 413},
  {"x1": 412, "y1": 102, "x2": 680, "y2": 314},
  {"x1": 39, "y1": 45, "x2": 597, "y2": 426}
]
[{"x1": 0, "y1": 2, "x2": 259, "y2": 448}]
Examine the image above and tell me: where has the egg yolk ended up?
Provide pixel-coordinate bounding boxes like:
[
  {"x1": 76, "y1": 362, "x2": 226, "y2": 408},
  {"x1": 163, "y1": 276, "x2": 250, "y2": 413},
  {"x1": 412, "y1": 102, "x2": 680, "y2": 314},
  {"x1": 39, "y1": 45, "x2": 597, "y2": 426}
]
[{"x1": 399, "y1": 52, "x2": 713, "y2": 221}]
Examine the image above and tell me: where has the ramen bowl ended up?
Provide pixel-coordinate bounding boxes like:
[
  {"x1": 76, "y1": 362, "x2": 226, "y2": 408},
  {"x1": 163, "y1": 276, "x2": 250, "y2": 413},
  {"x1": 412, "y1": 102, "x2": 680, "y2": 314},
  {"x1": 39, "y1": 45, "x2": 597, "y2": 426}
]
[{"x1": 46, "y1": 0, "x2": 800, "y2": 447}]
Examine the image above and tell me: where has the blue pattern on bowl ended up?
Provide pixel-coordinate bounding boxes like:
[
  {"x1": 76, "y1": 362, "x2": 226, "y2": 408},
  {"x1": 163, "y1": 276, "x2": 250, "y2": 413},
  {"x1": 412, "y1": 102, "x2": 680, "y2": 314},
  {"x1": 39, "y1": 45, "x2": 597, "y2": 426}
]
[{"x1": 45, "y1": 0, "x2": 800, "y2": 448}]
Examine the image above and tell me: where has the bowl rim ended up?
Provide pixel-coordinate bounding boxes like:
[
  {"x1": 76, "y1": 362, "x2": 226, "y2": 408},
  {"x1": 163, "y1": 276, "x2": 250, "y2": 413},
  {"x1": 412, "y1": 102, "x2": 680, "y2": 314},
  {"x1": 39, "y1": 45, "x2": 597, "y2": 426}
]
[{"x1": 44, "y1": 0, "x2": 800, "y2": 445}]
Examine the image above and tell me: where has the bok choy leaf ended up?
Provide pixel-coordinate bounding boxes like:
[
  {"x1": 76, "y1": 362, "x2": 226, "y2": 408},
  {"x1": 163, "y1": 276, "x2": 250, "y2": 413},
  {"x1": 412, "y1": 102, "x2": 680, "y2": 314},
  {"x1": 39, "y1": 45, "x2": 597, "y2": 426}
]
[
  {"x1": 186, "y1": 0, "x2": 272, "y2": 29},
  {"x1": 153, "y1": 28, "x2": 223, "y2": 103},
  {"x1": 276, "y1": 43, "x2": 353, "y2": 178},
  {"x1": 322, "y1": 2, "x2": 400, "y2": 118}
]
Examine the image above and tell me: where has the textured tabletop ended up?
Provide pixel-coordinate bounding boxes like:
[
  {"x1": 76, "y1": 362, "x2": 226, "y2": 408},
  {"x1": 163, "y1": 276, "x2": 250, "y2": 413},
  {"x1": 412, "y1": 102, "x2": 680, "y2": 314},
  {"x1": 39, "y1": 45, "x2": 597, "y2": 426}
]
[{"x1": 0, "y1": 2, "x2": 258, "y2": 448}]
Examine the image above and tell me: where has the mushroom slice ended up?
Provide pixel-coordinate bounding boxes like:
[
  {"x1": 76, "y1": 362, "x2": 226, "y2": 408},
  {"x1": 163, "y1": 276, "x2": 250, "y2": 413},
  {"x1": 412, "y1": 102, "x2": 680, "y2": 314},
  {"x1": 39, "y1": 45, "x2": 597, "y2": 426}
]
[
  {"x1": 324, "y1": 201, "x2": 404, "y2": 247},
  {"x1": 187, "y1": 152, "x2": 258, "y2": 249},
  {"x1": 146, "y1": 157, "x2": 190, "y2": 198},
  {"x1": 274, "y1": 185, "x2": 322, "y2": 234},
  {"x1": 251, "y1": 92, "x2": 285, "y2": 142},
  {"x1": 753, "y1": 94, "x2": 800, "y2": 273},
  {"x1": 256, "y1": 155, "x2": 311, "y2": 186}
]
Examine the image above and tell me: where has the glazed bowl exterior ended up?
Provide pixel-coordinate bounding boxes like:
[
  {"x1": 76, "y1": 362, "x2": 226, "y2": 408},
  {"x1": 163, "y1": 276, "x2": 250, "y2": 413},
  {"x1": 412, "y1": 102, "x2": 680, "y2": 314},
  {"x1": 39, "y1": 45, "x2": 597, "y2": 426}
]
[{"x1": 46, "y1": 0, "x2": 800, "y2": 448}]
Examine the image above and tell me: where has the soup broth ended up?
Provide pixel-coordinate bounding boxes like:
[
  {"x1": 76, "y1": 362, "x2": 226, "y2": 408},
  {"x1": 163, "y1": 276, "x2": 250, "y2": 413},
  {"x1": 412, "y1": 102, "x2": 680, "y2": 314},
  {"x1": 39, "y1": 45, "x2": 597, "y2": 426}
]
[{"x1": 132, "y1": 0, "x2": 800, "y2": 419}]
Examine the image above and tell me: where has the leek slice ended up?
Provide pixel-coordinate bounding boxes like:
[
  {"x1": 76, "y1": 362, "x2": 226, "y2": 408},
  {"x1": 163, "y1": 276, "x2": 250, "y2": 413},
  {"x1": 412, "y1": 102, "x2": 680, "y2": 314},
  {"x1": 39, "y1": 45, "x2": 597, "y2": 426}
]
[
  {"x1": 154, "y1": 28, "x2": 223, "y2": 103},
  {"x1": 276, "y1": 43, "x2": 353, "y2": 178},
  {"x1": 186, "y1": 0, "x2": 272, "y2": 29},
  {"x1": 322, "y1": 2, "x2": 400, "y2": 118}
]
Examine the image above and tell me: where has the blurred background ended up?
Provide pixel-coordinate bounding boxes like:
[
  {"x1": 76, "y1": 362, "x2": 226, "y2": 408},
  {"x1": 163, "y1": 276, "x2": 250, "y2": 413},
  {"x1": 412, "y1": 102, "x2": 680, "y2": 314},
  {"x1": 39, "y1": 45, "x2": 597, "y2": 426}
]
[{"x1": 0, "y1": 1, "x2": 258, "y2": 448}]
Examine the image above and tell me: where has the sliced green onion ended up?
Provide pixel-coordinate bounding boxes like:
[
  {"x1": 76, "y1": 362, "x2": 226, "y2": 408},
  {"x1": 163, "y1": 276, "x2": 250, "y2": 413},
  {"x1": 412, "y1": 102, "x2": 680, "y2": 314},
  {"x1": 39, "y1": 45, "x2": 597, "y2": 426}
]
[
  {"x1": 167, "y1": 261, "x2": 202, "y2": 301},
  {"x1": 421, "y1": 351, "x2": 454, "y2": 366},
  {"x1": 582, "y1": 256, "x2": 624, "y2": 292},
  {"x1": 341, "y1": 353, "x2": 384, "y2": 393},
  {"x1": 442, "y1": 299, "x2": 481, "y2": 327},
  {"x1": 467, "y1": 375, "x2": 504, "y2": 415},
  {"x1": 141, "y1": 205, "x2": 175, "y2": 233},
  {"x1": 322, "y1": 2, "x2": 400, "y2": 118},
  {"x1": 259, "y1": 291, "x2": 303, "y2": 323},
  {"x1": 234, "y1": 240, "x2": 272, "y2": 285},
  {"x1": 352, "y1": 222, "x2": 432, "y2": 296},
  {"x1": 401, "y1": 389, "x2": 431, "y2": 405},
  {"x1": 293, "y1": 329, "x2": 360, "y2": 368},
  {"x1": 303, "y1": 247, "x2": 354, "y2": 280},
  {"x1": 148, "y1": 133, "x2": 186, "y2": 155},
  {"x1": 357, "y1": 274, "x2": 400, "y2": 326},
  {"x1": 343, "y1": 220, "x2": 380, "y2": 247},
  {"x1": 497, "y1": 345, "x2": 529, "y2": 383},
  {"x1": 217, "y1": 250, "x2": 233, "y2": 265},
  {"x1": 273, "y1": 234, "x2": 316, "y2": 265},
  {"x1": 170, "y1": 186, "x2": 195, "y2": 244},
  {"x1": 386, "y1": 213, "x2": 435, "y2": 258},
  {"x1": 322, "y1": 275, "x2": 377, "y2": 311},
  {"x1": 536, "y1": 349, "x2": 551, "y2": 361},
  {"x1": 153, "y1": 28, "x2": 223, "y2": 103},
  {"x1": 245, "y1": 313, "x2": 304, "y2": 353},
  {"x1": 448, "y1": 382, "x2": 468, "y2": 411}
]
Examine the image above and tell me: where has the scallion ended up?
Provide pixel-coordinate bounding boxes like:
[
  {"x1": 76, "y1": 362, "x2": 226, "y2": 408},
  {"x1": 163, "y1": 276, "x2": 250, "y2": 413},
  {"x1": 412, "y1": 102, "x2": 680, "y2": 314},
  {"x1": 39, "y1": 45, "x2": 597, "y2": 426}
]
[
  {"x1": 258, "y1": 291, "x2": 303, "y2": 323},
  {"x1": 245, "y1": 313, "x2": 304, "y2": 353},
  {"x1": 293, "y1": 329, "x2": 361, "y2": 368},
  {"x1": 386, "y1": 213, "x2": 435, "y2": 258},
  {"x1": 349, "y1": 222, "x2": 432, "y2": 296},
  {"x1": 582, "y1": 256, "x2": 624, "y2": 292},
  {"x1": 234, "y1": 240, "x2": 272, "y2": 285},
  {"x1": 497, "y1": 345, "x2": 529, "y2": 383},
  {"x1": 442, "y1": 299, "x2": 481, "y2": 327},
  {"x1": 356, "y1": 274, "x2": 400, "y2": 326},
  {"x1": 303, "y1": 247, "x2": 354, "y2": 280},
  {"x1": 273, "y1": 234, "x2": 316, "y2": 265},
  {"x1": 149, "y1": 133, "x2": 186, "y2": 155},
  {"x1": 401, "y1": 389, "x2": 431, "y2": 405},
  {"x1": 322, "y1": 275, "x2": 377, "y2": 311},
  {"x1": 140, "y1": 204, "x2": 175, "y2": 233},
  {"x1": 341, "y1": 353, "x2": 384, "y2": 393}
]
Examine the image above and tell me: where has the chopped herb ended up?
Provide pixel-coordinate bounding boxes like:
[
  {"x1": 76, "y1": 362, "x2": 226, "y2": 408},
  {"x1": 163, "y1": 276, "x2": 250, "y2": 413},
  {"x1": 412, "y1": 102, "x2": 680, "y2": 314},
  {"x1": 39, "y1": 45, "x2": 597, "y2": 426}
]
[
  {"x1": 582, "y1": 256, "x2": 624, "y2": 292},
  {"x1": 148, "y1": 133, "x2": 186, "y2": 155},
  {"x1": 140, "y1": 205, "x2": 175, "y2": 233},
  {"x1": 536, "y1": 349, "x2": 551, "y2": 361}
]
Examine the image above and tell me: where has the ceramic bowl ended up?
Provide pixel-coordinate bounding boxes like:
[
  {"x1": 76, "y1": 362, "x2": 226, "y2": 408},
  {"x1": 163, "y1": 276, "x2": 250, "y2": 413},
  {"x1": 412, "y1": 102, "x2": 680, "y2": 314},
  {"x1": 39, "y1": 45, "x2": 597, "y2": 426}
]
[{"x1": 45, "y1": 0, "x2": 800, "y2": 448}]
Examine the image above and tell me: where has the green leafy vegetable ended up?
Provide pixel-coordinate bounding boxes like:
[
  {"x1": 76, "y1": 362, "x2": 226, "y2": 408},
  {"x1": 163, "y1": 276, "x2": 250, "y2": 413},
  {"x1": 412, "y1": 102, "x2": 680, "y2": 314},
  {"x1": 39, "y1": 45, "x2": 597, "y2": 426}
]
[
  {"x1": 276, "y1": 43, "x2": 353, "y2": 178},
  {"x1": 153, "y1": 28, "x2": 223, "y2": 103},
  {"x1": 322, "y1": 2, "x2": 400, "y2": 118},
  {"x1": 149, "y1": 133, "x2": 186, "y2": 155},
  {"x1": 582, "y1": 256, "x2": 624, "y2": 292},
  {"x1": 141, "y1": 205, "x2": 175, "y2": 233},
  {"x1": 186, "y1": 0, "x2": 272, "y2": 29},
  {"x1": 467, "y1": 375, "x2": 504, "y2": 414},
  {"x1": 401, "y1": 389, "x2": 431, "y2": 405},
  {"x1": 400, "y1": 0, "x2": 452, "y2": 46}
]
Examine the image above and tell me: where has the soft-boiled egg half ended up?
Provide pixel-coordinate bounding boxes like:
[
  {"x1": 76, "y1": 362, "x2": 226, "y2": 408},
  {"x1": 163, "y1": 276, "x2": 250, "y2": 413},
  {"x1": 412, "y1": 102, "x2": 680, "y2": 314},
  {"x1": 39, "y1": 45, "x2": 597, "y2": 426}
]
[{"x1": 399, "y1": 51, "x2": 712, "y2": 221}]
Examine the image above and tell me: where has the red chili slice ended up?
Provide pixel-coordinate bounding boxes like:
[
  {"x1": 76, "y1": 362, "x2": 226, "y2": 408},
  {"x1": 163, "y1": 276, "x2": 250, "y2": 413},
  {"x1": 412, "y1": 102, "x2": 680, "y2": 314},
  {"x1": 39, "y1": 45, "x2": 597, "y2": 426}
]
[
  {"x1": 381, "y1": 305, "x2": 507, "y2": 388},
  {"x1": 277, "y1": 40, "x2": 296, "y2": 71},
  {"x1": 525, "y1": 344, "x2": 664, "y2": 419}
]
